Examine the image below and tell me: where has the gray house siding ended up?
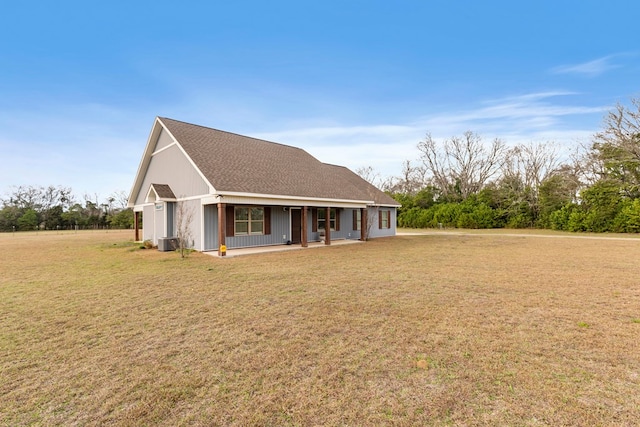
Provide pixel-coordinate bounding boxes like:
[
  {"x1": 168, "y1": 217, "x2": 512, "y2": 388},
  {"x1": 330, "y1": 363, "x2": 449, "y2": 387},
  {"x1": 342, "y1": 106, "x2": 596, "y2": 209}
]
[
  {"x1": 226, "y1": 207, "x2": 289, "y2": 248},
  {"x1": 201, "y1": 205, "x2": 381, "y2": 251},
  {"x1": 203, "y1": 204, "x2": 218, "y2": 251},
  {"x1": 142, "y1": 204, "x2": 155, "y2": 242},
  {"x1": 135, "y1": 144, "x2": 209, "y2": 206},
  {"x1": 306, "y1": 208, "x2": 362, "y2": 242},
  {"x1": 141, "y1": 199, "x2": 203, "y2": 249},
  {"x1": 367, "y1": 207, "x2": 396, "y2": 239},
  {"x1": 149, "y1": 203, "x2": 395, "y2": 250},
  {"x1": 202, "y1": 205, "x2": 290, "y2": 251},
  {"x1": 338, "y1": 208, "x2": 361, "y2": 240},
  {"x1": 154, "y1": 128, "x2": 175, "y2": 152},
  {"x1": 153, "y1": 203, "x2": 165, "y2": 243},
  {"x1": 166, "y1": 202, "x2": 176, "y2": 237}
]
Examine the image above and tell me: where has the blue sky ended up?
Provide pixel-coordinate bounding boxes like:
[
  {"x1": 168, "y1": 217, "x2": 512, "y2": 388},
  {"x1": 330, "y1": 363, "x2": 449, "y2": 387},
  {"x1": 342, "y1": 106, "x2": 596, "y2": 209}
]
[{"x1": 1, "y1": 0, "x2": 639, "y2": 200}]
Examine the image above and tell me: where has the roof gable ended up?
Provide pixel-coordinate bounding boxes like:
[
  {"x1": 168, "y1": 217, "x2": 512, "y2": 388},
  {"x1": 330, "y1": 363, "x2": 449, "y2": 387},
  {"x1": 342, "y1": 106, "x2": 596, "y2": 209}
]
[{"x1": 146, "y1": 183, "x2": 176, "y2": 202}]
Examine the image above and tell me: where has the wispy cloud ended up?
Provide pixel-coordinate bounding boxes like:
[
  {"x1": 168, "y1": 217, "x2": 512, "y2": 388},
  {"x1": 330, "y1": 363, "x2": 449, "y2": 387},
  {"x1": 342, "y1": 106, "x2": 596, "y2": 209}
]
[
  {"x1": 0, "y1": 92, "x2": 610, "y2": 195},
  {"x1": 551, "y1": 55, "x2": 621, "y2": 77},
  {"x1": 256, "y1": 92, "x2": 607, "y2": 178},
  {"x1": 419, "y1": 92, "x2": 607, "y2": 131}
]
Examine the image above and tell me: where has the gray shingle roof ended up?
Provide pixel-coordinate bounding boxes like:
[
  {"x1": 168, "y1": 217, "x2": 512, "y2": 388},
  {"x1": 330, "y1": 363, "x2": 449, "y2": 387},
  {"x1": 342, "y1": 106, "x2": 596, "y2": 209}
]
[{"x1": 158, "y1": 117, "x2": 398, "y2": 206}]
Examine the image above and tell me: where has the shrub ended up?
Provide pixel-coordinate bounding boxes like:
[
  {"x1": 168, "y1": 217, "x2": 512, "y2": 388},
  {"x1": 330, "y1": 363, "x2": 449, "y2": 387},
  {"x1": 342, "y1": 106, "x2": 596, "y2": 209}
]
[
  {"x1": 567, "y1": 210, "x2": 587, "y2": 232},
  {"x1": 549, "y1": 204, "x2": 575, "y2": 231},
  {"x1": 614, "y1": 199, "x2": 640, "y2": 232}
]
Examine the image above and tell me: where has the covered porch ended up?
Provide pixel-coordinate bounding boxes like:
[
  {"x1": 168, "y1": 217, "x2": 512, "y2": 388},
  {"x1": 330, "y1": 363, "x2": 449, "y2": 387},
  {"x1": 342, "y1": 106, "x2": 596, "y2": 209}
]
[
  {"x1": 203, "y1": 239, "x2": 363, "y2": 258},
  {"x1": 203, "y1": 238, "x2": 362, "y2": 258},
  {"x1": 210, "y1": 201, "x2": 370, "y2": 256}
]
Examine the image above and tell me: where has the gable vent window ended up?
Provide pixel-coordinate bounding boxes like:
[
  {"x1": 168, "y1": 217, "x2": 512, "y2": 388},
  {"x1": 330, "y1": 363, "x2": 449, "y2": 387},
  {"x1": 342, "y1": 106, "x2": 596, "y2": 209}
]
[{"x1": 235, "y1": 207, "x2": 264, "y2": 235}]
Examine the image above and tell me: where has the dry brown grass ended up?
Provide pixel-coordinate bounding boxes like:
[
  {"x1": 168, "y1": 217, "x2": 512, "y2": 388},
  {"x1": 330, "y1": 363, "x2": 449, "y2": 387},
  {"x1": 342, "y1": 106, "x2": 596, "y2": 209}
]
[{"x1": 1, "y1": 229, "x2": 639, "y2": 426}]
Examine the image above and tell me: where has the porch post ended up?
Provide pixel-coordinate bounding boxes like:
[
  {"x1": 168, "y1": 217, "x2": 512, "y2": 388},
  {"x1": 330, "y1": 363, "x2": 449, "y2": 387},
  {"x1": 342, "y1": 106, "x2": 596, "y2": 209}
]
[
  {"x1": 325, "y1": 206, "x2": 331, "y2": 245},
  {"x1": 218, "y1": 203, "x2": 226, "y2": 256},
  {"x1": 301, "y1": 206, "x2": 308, "y2": 247},
  {"x1": 360, "y1": 207, "x2": 368, "y2": 241},
  {"x1": 134, "y1": 211, "x2": 140, "y2": 242}
]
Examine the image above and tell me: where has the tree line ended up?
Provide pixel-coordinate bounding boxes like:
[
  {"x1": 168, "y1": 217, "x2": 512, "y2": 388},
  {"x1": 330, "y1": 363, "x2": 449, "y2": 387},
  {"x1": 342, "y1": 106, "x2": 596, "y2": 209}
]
[
  {"x1": 5, "y1": 97, "x2": 639, "y2": 234},
  {"x1": 361, "y1": 96, "x2": 640, "y2": 233},
  {"x1": 0, "y1": 186, "x2": 134, "y2": 232}
]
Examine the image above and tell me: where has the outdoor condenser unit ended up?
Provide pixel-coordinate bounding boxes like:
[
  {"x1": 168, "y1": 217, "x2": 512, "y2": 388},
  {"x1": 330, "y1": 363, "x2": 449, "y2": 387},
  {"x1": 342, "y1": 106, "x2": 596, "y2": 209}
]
[{"x1": 157, "y1": 237, "x2": 179, "y2": 251}]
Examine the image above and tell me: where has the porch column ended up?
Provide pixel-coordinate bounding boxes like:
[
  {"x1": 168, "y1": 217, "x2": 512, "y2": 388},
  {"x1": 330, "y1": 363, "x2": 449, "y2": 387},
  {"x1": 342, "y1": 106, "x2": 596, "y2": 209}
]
[
  {"x1": 360, "y1": 207, "x2": 368, "y2": 241},
  {"x1": 134, "y1": 211, "x2": 140, "y2": 242},
  {"x1": 325, "y1": 206, "x2": 331, "y2": 245},
  {"x1": 301, "y1": 206, "x2": 308, "y2": 247},
  {"x1": 217, "y1": 203, "x2": 226, "y2": 256}
]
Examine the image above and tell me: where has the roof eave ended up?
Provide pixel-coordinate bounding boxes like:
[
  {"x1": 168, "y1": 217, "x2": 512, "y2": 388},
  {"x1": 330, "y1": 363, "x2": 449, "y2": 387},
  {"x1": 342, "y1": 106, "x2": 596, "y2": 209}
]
[
  {"x1": 370, "y1": 202, "x2": 402, "y2": 208},
  {"x1": 213, "y1": 191, "x2": 375, "y2": 207},
  {"x1": 127, "y1": 117, "x2": 164, "y2": 207}
]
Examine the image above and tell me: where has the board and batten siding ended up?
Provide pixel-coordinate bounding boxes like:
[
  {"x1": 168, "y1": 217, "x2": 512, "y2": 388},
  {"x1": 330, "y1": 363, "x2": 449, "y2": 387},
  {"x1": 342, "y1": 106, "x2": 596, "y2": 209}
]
[
  {"x1": 154, "y1": 128, "x2": 175, "y2": 152},
  {"x1": 178, "y1": 199, "x2": 202, "y2": 250},
  {"x1": 367, "y1": 207, "x2": 396, "y2": 238},
  {"x1": 336, "y1": 208, "x2": 362, "y2": 240},
  {"x1": 307, "y1": 208, "x2": 363, "y2": 242},
  {"x1": 204, "y1": 205, "x2": 337, "y2": 250},
  {"x1": 153, "y1": 203, "x2": 165, "y2": 244},
  {"x1": 203, "y1": 204, "x2": 218, "y2": 251},
  {"x1": 135, "y1": 144, "x2": 209, "y2": 206},
  {"x1": 142, "y1": 204, "x2": 155, "y2": 243},
  {"x1": 166, "y1": 202, "x2": 175, "y2": 237},
  {"x1": 226, "y1": 207, "x2": 290, "y2": 248}
]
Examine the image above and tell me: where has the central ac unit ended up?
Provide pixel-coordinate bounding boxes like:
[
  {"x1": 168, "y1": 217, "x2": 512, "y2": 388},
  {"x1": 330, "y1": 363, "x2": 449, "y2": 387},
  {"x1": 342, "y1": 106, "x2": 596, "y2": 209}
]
[{"x1": 158, "y1": 237, "x2": 179, "y2": 251}]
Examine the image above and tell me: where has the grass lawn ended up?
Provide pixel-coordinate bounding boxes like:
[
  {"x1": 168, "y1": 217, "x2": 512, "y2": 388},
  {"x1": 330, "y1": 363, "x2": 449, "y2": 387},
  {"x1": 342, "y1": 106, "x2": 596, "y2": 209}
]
[{"x1": 1, "y1": 229, "x2": 639, "y2": 426}]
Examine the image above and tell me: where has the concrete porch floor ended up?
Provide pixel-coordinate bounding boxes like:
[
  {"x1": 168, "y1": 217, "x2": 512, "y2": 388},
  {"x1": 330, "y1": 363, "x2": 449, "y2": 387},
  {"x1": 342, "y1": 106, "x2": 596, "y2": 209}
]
[{"x1": 203, "y1": 238, "x2": 362, "y2": 258}]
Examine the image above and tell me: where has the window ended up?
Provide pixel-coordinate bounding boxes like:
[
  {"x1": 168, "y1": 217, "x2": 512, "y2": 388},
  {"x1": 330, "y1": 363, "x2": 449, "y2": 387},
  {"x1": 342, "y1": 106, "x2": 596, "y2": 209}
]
[
  {"x1": 235, "y1": 207, "x2": 264, "y2": 235},
  {"x1": 227, "y1": 206, "x2": 271, "y2": 237},
  {"x1": 317, "y1": 208, "x2": 336, "y2": 231},
  {"x1": 312, "y1": 208, "x2": 340, "y2": 232},
  {"x1": 167, "y1": 202, "x2": 176, "y2": 237},
  {"x1": 353, "y1": 209, "x2": 361, "y2": 231},
  {"x1": 379, "y1": 210, "x2": 391, "y2": 229}
]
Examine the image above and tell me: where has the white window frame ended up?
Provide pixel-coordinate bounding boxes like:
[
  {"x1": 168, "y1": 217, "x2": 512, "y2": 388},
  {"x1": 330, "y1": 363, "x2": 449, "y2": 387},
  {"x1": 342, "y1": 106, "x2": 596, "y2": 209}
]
[
  {"x1": 318, "y1": 208, "x2": 336, "y2": 231},
  {"x1": 235, "y1": 206, "x2": 265, "y2": 235},
  {"x1": 380, "y1": 210, "x2": 390, "y2": 229}
]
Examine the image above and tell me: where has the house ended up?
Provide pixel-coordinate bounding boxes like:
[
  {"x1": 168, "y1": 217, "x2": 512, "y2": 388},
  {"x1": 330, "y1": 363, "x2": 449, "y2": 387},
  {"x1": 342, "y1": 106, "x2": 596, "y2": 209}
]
[{"x1": 127, "y1": 117, "x2": 400, "y2": 255}]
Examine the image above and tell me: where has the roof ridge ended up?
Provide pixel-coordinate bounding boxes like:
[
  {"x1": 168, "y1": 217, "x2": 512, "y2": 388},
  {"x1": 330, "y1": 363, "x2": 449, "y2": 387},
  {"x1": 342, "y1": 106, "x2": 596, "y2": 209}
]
[{"x1": 158, "y1": 116, "x2": 310, "y2": 153}]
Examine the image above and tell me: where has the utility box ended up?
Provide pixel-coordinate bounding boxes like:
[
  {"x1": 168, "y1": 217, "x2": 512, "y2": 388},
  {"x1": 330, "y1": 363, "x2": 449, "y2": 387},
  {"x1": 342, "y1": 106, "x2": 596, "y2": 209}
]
[{"x1": 158, "y1": 237, "x2": 179, "y2": 251}]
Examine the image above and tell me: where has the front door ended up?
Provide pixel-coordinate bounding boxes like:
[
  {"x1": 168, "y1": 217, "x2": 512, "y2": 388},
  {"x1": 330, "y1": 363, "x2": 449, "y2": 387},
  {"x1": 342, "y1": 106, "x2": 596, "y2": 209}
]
[{"x1": 291, "y1": 209, "x2": 301, "y2": 244}]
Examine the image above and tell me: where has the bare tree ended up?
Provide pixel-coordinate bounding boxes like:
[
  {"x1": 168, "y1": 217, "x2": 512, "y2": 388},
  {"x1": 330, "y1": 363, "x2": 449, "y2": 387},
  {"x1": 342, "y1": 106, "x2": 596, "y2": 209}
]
[
  {"x1": 355, "y1": 166, "x2": 382, "y2": 188},
  {"x1": 569, "y1": 142, "x2": 602, "y2": 189},
  {"x1": 83, "y1": 193, "x2": 103, "y2": 228},
  {"x1": 110, "y1": 190, "x2": 129, "y2": 210},
  {"x1": 364, "y1": 206, "x2": 378, "y2": 241},
  {"x1": 4, "y1": 185, "x2": 75, "y2": 229},
  {"x1": 502, "y1": 142, "x2": 561, "y2": 191},
  {"x1": 592, "y1": 97, "x2": 640, "y2": 195},
  {"x1": 175, "y1": 200, "x2": 195, "y2": 258},
  {"x1": 594, "y1": 98, "x2": 640, "y2": 154},
  {"x1": 418, "y1": 131, "x2": 507, "y2": 199},
  {"x1": 7, "y1": 185, "x2": 43, "y2": 210},
  {"x1": 386, "y1": 160, "x2": 427, "y2": 195}
]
